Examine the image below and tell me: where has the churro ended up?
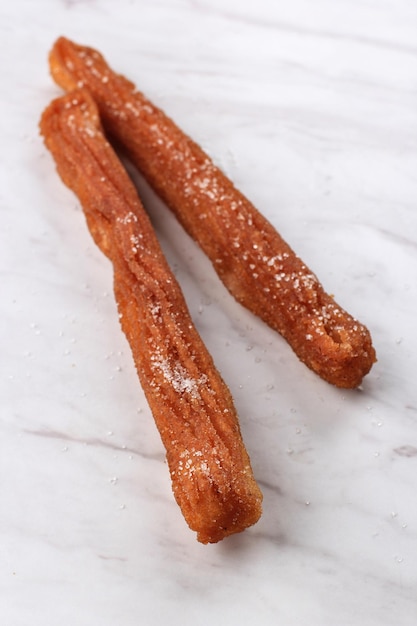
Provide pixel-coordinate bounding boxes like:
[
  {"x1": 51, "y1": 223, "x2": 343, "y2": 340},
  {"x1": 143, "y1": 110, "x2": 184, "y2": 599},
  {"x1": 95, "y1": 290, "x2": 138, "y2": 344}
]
[
  {"x1": 40, "y1": 89, "x2": 262, "y2": 544},
  {"x1": 48, "y1": 37, "x2": 376, "y2": 388}
]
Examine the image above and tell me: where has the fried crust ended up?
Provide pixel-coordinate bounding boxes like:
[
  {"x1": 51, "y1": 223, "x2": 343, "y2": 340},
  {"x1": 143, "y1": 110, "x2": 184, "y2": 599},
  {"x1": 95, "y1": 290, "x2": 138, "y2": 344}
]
[
  {"x1": 39, "y1": 89, "x2": 262, "y2": 544},
  {"x1": 48, "y1": 37, "x2": 376, "y2": 388}
]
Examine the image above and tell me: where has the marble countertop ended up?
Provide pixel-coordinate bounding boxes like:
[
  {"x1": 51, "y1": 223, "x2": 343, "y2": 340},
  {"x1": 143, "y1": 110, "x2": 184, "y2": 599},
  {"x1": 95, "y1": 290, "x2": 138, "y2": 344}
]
[{"x1": 2, "y1": 1, "x2": 417, "y2": 624}]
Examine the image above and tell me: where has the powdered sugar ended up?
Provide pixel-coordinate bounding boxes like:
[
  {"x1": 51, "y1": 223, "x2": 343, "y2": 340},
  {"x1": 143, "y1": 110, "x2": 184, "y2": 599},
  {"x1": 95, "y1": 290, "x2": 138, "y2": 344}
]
[
  {"x1": 150, "y1": 349, "x2": 208, "y2": 400},
  {"x1": 116, "y1": 211, "x2": 138, "y2": 225},
  {"x1": 171, "y1": 447, "x2": 221, "y2": 482}
]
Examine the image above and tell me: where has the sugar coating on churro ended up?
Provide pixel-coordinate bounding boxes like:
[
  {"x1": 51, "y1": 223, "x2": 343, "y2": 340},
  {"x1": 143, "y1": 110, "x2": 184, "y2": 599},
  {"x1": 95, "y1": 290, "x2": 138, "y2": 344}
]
[{"x1": 40, "y1": 88, "x2": 262, "y2": 544}]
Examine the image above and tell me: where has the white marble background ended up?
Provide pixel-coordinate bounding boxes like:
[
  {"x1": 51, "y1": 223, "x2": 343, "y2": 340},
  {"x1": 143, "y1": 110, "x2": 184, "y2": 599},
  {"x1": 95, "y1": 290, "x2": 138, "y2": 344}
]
[{"x1": 1, "y1": 0, "x2": 416, "y2": 624}]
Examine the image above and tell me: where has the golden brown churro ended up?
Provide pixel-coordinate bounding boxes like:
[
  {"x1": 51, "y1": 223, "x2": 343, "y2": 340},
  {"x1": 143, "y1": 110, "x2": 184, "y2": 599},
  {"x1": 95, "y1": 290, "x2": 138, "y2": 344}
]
[
  {"x1": 48, "y1": 37, "x2": 376, "y2": 389},
  {"x1": 40, "y1": 89, "x2": 262, "y2": 544}
]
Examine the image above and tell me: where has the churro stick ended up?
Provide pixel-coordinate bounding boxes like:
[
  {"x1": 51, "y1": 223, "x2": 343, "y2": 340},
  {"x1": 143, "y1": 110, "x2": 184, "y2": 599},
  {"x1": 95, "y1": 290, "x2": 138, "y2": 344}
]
[
  {"x1": 40, "y1": 89, "x2": 262, "y2": 544},
  {"x1": 49, "y1": 37, "x2": 376, "y2": 388}
]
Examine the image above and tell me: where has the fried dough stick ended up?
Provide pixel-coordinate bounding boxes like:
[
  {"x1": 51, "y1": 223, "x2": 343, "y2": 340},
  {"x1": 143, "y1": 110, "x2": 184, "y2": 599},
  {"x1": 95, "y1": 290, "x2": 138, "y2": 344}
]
[
  {"x1": 40, "y1": 89, "x2": 262, "y2": 544},
  {"x1": 49, "y1": 37, "x2": 376, "y2": 388}
]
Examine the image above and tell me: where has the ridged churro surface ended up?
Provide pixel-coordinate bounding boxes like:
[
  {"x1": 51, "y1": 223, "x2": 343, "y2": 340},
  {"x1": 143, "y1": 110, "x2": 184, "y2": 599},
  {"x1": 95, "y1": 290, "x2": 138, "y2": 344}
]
[
  {"x1": 40, "y1": 89, "x2": 262, "y2": 544},
  {"x1": 49, "y1": 37, "x2": 376, "y2": 388}
]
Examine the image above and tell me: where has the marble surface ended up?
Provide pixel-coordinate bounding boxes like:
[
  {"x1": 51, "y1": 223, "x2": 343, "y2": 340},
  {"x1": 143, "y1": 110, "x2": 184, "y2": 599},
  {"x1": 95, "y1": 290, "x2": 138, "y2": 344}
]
[{"x1": 1, "y1": 0, "x2": 417, "y2": 624}]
